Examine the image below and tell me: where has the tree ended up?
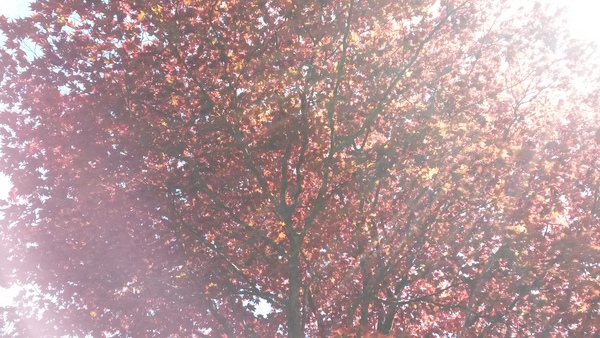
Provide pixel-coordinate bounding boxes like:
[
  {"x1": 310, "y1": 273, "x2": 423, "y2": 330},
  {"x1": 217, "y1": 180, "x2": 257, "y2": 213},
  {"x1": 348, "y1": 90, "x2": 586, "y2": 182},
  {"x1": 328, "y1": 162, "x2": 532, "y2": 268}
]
[{"x1": 0, "y1": 0, "x2": 598, "y2": 336}]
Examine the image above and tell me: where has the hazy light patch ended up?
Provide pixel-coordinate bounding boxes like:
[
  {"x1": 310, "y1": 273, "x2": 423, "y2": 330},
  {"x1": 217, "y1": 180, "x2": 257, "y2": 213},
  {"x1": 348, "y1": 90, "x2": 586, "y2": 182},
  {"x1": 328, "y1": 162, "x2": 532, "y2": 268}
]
[
  {"x1": 0, "y1": 157, "x2": 12, "y2": 317},
  {"x1": 562, "y1": 0, "x2": 600, "y2": 46},
  {"x1": 0, "y1": 285, "x2": 19, "y2": 307},
  {"x1": 543, "y1": 0, "x2": 600, "y2": 48},
  {"x1": 0, "y1": 173, "x2": 11, "y2": 200}
]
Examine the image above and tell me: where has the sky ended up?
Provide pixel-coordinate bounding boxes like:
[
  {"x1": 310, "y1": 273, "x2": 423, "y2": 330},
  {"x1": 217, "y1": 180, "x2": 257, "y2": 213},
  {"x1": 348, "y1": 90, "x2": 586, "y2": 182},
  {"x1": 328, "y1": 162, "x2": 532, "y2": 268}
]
[
  {"x1": 0, "y1": 0, "x2": 31, "y2": 20},
  {"x1": 0, "y1": 0, "x2": 599, "y2": 319},
  {"x1": 0, "y1": 0, "x2": 599, "y2": 42}
]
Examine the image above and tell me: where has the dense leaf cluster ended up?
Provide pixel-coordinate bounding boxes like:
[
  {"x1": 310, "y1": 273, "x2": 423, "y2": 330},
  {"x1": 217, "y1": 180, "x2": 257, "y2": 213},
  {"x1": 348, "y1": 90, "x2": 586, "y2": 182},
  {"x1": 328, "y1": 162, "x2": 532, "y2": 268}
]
[{"x1": 0, "y1": 0, "x2": 598, "y2": 336}]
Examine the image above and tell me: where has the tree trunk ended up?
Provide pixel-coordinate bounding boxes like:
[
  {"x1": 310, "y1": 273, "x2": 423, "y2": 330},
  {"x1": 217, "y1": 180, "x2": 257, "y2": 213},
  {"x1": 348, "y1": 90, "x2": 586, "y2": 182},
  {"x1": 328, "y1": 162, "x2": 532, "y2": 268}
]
[{"x1": 287, "y1": 235, "x2": 303, "y2": 338}]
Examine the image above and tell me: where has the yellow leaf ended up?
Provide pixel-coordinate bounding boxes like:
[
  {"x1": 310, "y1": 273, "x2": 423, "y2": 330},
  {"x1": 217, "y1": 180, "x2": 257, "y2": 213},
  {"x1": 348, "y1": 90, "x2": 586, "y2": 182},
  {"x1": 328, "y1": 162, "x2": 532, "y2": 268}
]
[
  {"x1": 150, "y1": 5, "x2": 162, "y2": 14},
  {"x1": 275, "y1": 232, "x2": 286, "y2": 243},
  {"x1": 423, "y1": 167, "x2": 438, "y2": 180},
  {"x1": 137, "y1": 11, "x2": 146, "y2": 21},
  {"x1": 90, "y1": 311, "x2": 97, "y2": 318},
  {"x1": 507, "y1": 224, "x2": 527, "y2": 234},
  {"x1": 442, "y1": 182, "x2": 452, "y2": 192}
]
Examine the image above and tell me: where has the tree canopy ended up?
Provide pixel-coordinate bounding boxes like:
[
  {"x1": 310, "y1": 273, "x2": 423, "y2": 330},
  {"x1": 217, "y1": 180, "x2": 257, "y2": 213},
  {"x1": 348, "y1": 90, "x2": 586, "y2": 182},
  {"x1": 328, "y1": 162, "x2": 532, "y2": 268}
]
[{"x1": 0, "y1": 0, "x2": 599, "y2": 336}]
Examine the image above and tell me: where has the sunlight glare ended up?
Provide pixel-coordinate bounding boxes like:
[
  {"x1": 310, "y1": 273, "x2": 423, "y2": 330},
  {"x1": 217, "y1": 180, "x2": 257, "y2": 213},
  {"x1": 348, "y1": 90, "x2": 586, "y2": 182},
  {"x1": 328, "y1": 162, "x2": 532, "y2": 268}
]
[{"x1": 546, "y1": 0, "x2": 600, "y2": 48}]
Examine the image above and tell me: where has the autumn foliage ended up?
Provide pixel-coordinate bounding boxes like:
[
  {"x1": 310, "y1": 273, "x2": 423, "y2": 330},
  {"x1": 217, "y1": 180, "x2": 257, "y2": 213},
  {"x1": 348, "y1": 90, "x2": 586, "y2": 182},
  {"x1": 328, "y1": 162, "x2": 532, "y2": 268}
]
[{"x1": 0, "y1": 0, "x2": 599, "y2": 336}]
